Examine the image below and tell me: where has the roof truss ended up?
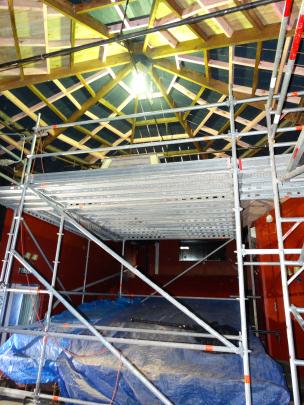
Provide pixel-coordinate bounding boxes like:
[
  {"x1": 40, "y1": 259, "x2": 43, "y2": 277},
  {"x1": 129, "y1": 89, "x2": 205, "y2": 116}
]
[{"x1": 0, "y1": 0, "x2": 303, "y2": 170}]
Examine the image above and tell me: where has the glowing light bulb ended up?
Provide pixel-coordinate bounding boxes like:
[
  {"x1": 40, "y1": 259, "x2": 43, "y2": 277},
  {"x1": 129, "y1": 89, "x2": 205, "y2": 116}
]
[{"x1": 131, "y1": 71, "x2": 146, "y2": 96}]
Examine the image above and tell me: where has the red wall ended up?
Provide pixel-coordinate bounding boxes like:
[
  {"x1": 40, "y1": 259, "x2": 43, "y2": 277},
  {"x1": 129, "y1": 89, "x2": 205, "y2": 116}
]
[
  {"x1": 255, "y1": 198, "x2": 304, "y2": 372},
  {"x1": 112, "y1": 240, "x2": 238, "y2": 297},
  {"x1": 0, "y1": 209, "x2": 122, "y2": 314},
  {"x1": 0, "y1": 209, "x2": 239, "y2": 319}
]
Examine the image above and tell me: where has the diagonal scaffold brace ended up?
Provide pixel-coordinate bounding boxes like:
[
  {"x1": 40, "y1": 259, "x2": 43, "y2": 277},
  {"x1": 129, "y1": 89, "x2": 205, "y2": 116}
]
[
  {"x1": 12, "y1": 250, "x2": 173, "y2": 405},
  {"x1": 28, "y1": 184, "x2": 239, "y2": 353}
]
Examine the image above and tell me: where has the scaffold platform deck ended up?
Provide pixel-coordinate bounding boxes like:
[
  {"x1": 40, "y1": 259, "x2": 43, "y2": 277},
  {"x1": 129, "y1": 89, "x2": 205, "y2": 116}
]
[{"x1": 0, "y1": 154, "x2": 303, "y2": 240}]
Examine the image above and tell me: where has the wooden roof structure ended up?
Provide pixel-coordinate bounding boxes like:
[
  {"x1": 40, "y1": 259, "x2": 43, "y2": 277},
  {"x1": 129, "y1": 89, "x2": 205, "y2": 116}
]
[{"x1": 0, "y1": 0, "x2": 303, "y2": 172}]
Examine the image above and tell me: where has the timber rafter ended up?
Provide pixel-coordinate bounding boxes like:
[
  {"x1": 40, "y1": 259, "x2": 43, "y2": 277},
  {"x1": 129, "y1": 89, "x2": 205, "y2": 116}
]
[{"x1": 0, "y1": 0, "x2": 303, "y2": 166}]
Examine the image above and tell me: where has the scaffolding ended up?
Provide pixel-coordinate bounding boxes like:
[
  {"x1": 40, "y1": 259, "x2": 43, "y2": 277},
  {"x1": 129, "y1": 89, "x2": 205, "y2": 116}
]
[{"x1": 0, "y1": 1, "x2": 303, "y2": 403}]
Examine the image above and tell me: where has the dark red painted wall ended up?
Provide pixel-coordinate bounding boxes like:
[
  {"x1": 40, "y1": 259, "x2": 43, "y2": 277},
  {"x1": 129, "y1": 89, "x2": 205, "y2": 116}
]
[
  {"x1": 0, "y1": 209, "x2": 239, "y2": 318},
  {"x1": 119, "y1": 240, "x2": 238, "y2": 297},
  {"x1": 254, "y1": 198, "x2": 304, "y2": 373},
  {"x1": 0, "y1": 209, "x2": 122, "y2": 314}
]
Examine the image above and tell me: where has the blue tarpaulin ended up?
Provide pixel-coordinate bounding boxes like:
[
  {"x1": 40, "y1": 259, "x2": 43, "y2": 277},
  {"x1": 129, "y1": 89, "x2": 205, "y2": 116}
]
[{"x1": 0, "y1": 297, "x2": 290, "y2": 404}]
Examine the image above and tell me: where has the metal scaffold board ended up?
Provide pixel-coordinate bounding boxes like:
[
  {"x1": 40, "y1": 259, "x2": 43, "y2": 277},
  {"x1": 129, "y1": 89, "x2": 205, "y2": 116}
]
[{"x1": 0, "y1": 154, "x2": 303, "y2": 240}]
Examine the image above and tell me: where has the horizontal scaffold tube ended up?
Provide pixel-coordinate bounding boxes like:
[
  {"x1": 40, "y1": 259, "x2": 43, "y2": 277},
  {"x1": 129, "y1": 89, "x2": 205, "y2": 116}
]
[
  {"x1": 30, "y1": 125, "x2": 304, "y2": 159},
  {"x1": 1, "y1": 323, "x2": 241, "y2": 341},
  {"x1": 0, "y1": 326, "x2": 238, "y2": 353},
  {"x1": 243, "y1": 248, "x2": 303, "y2": 255},
  {"x1": 13, "y1": 251, "x2": 173, "y2": 405},
  {"x1": 36, "y1": 90, "x2": 304, "y2": 133},
  {"x1": 26, "y1": 186, "x2": 239, "y2": 353},
  {"x1": 0, "y1": 387, "x2": 108, "y2": 405}
]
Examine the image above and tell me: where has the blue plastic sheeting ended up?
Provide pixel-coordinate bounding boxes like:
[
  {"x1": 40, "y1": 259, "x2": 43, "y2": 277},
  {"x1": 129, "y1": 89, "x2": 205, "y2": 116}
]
[{"x1": 0, "y1": 297, "x2": 290, "y2": 405}]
